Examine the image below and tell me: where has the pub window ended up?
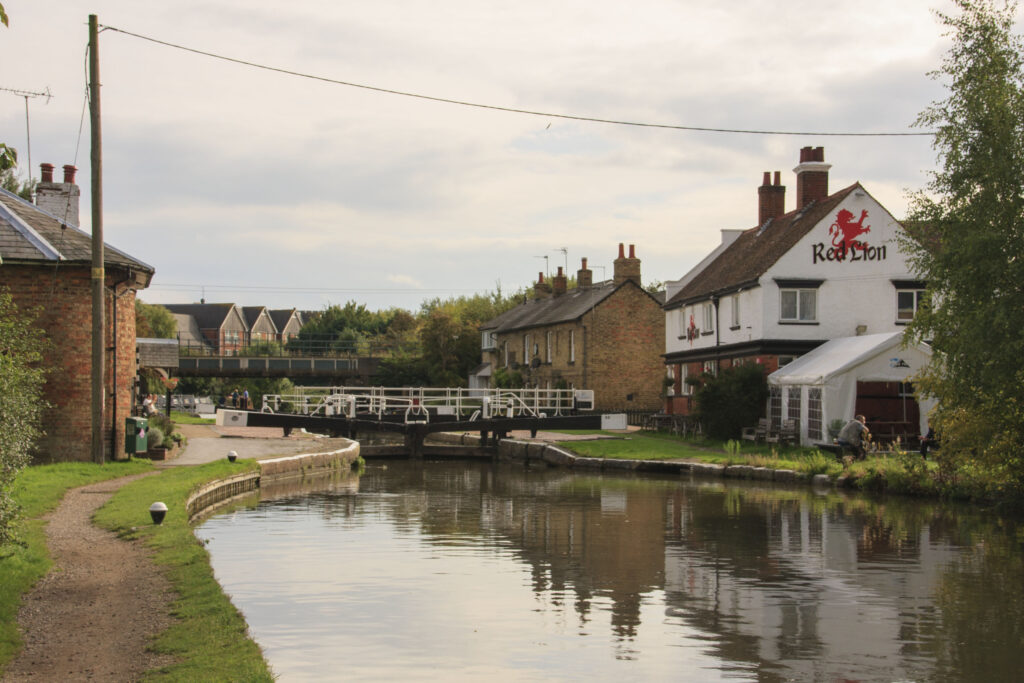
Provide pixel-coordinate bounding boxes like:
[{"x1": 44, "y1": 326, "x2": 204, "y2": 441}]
[
  {"x1": 569, "y1": 329, "x2": 576, "y2": 363},
  {"x1": 702, "y1": 302, "x2": 714, "y2": 332},
  {"x1": 896, "y1": 289, "x2": 925, "y2": 321},
  {"x1": 780, "y1": 288, "x2": 817, "y2": 322},
  {"x1": 545, "y1": 332, "x2": 552, "y2": 363}
]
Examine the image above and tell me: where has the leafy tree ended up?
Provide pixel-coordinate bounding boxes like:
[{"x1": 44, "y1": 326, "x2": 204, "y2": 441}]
[
  {"x1": 135, "y1": 300, "x2": 176, "y2": 338},
  {"x1": 694, "y1": 364, "x2": 769, "y2": 440},
  {"x1": 0, "y1": 3, "x2": 7, "y2": 27},
  {"x1": 903, "y1": 0, "x2": 1024, "y2": 497},
  {"x1": 0, "y1": 291, "x2": 49, "y2": 548},
  {"x1": 0, "y1": 144, "x2": 33, "y2": 201}
]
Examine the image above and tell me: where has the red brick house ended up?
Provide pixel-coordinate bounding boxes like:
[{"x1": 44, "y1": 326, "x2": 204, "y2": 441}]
[
  {"x1": 164, "y1": 303, "x2": 248, "y2": 355},
  {"x1": 0, "y1": 164, "x2": 154, "y2": 462},
  {"x1": 479, "y1": 244, "x2": 665, "y2": 411},
  {"x1": 269, "y1": 308, "x2": 304, "y2": 342}
]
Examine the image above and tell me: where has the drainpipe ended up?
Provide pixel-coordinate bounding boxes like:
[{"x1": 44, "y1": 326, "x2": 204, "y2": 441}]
[
  {"x1": 109, "y1": 275, "x2": 134, "y2": 460},
  {"x1": 712, "y1": 295, "x2": 721, "y2": 369}
]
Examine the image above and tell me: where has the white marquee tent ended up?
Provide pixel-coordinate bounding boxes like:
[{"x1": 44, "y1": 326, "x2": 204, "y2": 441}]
[{"x1": 767, "y1": 332, "x2": 936, "y2": 447}]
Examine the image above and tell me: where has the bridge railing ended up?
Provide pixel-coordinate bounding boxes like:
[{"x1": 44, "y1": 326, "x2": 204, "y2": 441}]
[
  {"x1": 261, "y1": 386, "x2": 591, "y2": 421},
  {"x1": 178, "y1": 337, "x2": 419, "y2": 359}
]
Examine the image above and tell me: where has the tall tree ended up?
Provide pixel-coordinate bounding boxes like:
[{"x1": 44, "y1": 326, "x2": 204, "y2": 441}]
[
  {"x1": 903, "y1": 0, "x2": 1024, "y2": 495},
  {"x1": 135, "y1": 300, "x2": 176, "y2": 338}
]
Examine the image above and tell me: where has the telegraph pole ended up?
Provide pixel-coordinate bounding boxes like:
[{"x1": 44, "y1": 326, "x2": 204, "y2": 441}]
[{"x1": 89, "y1": 14, "x2": 105, "y2": 464}]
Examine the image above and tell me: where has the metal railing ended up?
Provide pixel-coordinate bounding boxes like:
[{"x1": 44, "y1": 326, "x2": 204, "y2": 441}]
[
  {"x1": 261, "y1": 385, "x2": 593, "y2": 423},
  {"x1": 178, "y1": 337, "x2": 419, "y2": 358}
]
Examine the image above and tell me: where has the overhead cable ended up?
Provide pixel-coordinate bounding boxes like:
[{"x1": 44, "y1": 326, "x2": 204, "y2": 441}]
[{"x1": 100, "y1": 24, "x2": 931, "y2": 138}]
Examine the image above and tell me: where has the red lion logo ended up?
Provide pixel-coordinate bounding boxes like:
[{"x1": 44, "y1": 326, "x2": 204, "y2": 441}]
[{"x1": 830, "y1": 208, "x2": 871, "y2": 251}]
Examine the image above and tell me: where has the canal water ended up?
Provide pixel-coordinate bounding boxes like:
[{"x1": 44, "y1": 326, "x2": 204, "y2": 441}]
[{"x1": 196, "y1": 461, "x2": 1024, "y2": 682}]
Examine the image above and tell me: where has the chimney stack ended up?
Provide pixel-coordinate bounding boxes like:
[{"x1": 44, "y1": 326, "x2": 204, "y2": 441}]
[
  {"x1": 613, "y1": 242, "x2": 641, "y2": 286},
  {"x1": 577, "y1": 257, "x2": 592, "y2": 289},
  {"x1": 758, "y1": 170, "x2": 786, "y2": 224},
  {"x1": 552, "y1": 266, "x2": 567, "y2": 296},
  {"x1": 35, "y1": 162, "x2": 80, "y2": 227},
  {"x1": 794, "y1": 146, "x2": 830, "y2": 209},
  {"x1": 533, "y1": 272, "x2": 552, "y2": 299}
]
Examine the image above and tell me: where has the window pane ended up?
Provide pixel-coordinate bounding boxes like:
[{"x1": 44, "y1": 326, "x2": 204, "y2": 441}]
[
  {"x1": 897, "y1": 290, "x2": 915, "y2": 320},
  {"x1": 799, "y1": 290, "x2": 816, "y2": 321},
  {"x1": 781, "y1": 290, "x2": 797, "y2": 319}
]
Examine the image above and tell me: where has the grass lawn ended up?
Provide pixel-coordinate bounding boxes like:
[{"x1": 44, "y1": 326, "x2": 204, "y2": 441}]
[
  {"x1": 93, "y1": 459, "x2": 273, "y2": 682},
  {"x1": 169, "y1": 411, "x2": 214, "y2": 425},
  {"x1": 1, "y1": 460, "x2": 154, "y2": 672}
]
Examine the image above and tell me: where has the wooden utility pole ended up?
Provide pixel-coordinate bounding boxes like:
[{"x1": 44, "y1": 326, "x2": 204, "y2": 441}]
[{"x1": 89, "y1": 14, "x2": 105, "y2": 464}]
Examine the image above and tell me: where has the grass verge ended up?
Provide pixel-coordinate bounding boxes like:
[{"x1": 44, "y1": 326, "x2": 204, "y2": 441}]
[
  {"x1": 92, "y1": 458, "x2": 273, "y2": 682},
  {"x1": 169, "y1": 411, "x2": 215, "y2": 425},
  {"x1": 0, "y1": 459, "x2": 155, "y2": 672}
]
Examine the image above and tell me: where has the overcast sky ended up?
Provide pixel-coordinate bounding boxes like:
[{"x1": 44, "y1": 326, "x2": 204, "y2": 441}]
[{"x1": 2, "y1": 0, "x2": 1015, "y2": 312}]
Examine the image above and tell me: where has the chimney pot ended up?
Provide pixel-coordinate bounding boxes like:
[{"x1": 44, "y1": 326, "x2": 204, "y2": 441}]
[
  {"x1": 40, "y1": 163, "x2": 54, "y2": 183},
  {"x1": 618, "y1": 243, "x2": 625, "y2": 258},
  {"x1": 62, "y1": 164, "x2": 77, "y2": 184},
  {"x1": 628, "y1": 244, "x2": 636, "y2": 259},
  {"x1": 577, "y1": 257, "x2": 592, "y2": 289},
  {"x1": 773, "y1": 170, "x2": 781, "y2": 186},
  {"x1": 762, "y1": 171, "x2": 771, "y2": 186}
]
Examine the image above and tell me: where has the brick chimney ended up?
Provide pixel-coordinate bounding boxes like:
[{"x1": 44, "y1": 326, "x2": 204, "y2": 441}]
[
  {"x1": 758, "y1": 170, "x2": 785, "y2": 224},
  {"x1": 533, "y1": 272, "x2": 552, "y2": 299},
  {"x1": 35, "y1": 162, "x2": 80, "y2": 227},
  {"x1": 552, "y1": 266, "x2": 567, "y2": 297},
  {"x1": 577, "y1": 257, "x2": 592, "y2": 289},
  {"x1": 613, "y1": 243, "x2": 641, "y2": 286},
  {"x1": 794, "y1": 146, "x2": 830, "y2": 209}
]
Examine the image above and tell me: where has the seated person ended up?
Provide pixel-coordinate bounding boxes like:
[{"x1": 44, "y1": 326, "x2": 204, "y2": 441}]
[{"x1": 837, "y1": 415, "x2": 870, "y2": 459}]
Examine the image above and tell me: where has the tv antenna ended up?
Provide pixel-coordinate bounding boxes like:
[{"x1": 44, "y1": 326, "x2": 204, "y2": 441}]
[{"x1": 0, "y1": 86, "x2": 53, "y2": 184}]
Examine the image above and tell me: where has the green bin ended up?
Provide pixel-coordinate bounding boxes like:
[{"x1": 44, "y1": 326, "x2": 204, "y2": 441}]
[{"x1": 125, "y1": 416, "x2": 149, "y2": 454}]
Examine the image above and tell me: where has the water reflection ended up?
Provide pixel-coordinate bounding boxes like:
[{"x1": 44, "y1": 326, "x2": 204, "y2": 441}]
[{"x1": 197, "y1": 461, "x2": 1024, "y2": 682}]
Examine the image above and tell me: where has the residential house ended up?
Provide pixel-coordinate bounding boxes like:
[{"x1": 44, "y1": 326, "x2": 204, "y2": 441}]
[
  {"x1": 164, "y1": 303, "x2": 248, "y2": 355},
  {"x1": 242, "y1": 305, "x2": 278, "y2": 344},
  {"x1": 662, "y1": 147, "x2": 923, "y2": 427},
  {"x1": 479, "y1": 244, "x2": 665, "y2": 411},
  {"x1": 0, "y1": 163, "x2": 154, "y2": 461},
  {"x1": 269, "y1": 308, "x2": 304, "y2": 342}
]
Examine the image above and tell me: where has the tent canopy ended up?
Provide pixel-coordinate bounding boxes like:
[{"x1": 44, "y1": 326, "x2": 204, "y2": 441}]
[{"x1": 767, "y1": 332, "x2": 935, "y2": 445}]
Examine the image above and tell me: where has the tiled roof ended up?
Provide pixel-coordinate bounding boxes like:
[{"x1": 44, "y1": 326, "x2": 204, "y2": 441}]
[
  {"x1": 241, "y1": 306, "x2": 269, "y2": 328},
  {"x1": 482, "y1": 280, "x2": 655, "y2": 333},
  {"x1": 0, "y1": 188, "x2": 154, "y2": 283},
  {"x1": 664, "y1": 183, "x2": 860, "y2": 309},
  {"x1": 268, "y1": 308, "x2": 298, "y2": 330},
  {"x1": 164, "y1": 303, "x2": 242, "y2": 330}
]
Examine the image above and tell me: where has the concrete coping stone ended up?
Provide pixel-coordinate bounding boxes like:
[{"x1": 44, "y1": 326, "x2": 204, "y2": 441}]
[{"x1": 812, "y1": 474, "x2": 833, "y2": 486}]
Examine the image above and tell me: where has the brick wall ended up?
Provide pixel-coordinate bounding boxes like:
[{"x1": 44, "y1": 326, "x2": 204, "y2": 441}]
[{"x1": 4, "y1": 265, "x2": 140, "y2": 462}]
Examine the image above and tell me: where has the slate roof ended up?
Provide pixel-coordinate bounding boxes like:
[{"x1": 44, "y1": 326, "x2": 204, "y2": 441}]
[
  {"x1": 269, "y1": 308, "x2": 300, "y2": 331},
  {"x1": 170, "y1": 313, "x2": 211, "y2": 349},
  {"x1": 163, "y1": 303, "x2": 243, "y2": 330},
  {"x1": 663, "y1": 183, "x2": 860, "y2": 309},
  {"x1": 242, "y1": 305, "x2": 273, "y2": 330},
  {"x1": 0, "y1": 187, "x2": 154, "y2": 286},
  {"x1": 482, "y1": 280, "x2": 658, "y2": 333}
]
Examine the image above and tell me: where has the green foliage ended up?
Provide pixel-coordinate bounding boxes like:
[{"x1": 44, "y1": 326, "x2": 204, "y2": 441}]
[
  {"x1": 0, "y1": 292, "x2": 50, "y2": 547},
  {"x1": 376, "y1": 354, "x2": 430, "y2": 386},
  {"x1": 694, "y1": 364, "x2": 769, "y2": 440},
  {"x1": 0, "y1": 146, "x2": 34, "y2": 201},
  {"x1": 135, "y1": 300, "x2": 176, "y2": 338},
  {"x1": 494, "y1": 367, "x2": 525, "y2": 389},
  {"x1": 146, "y1": 425, "x2": 165, "y2": 451},
  {"x1": 903, "y1": 0, "x2": 1024, "y2": 500}
]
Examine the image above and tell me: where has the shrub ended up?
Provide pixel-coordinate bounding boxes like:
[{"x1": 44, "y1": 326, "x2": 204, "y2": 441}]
[
  {"x1": 695, "y1": 364, "x2": 769, "y2": 440},
  {"x1": 146, "y1": 426, "x2": 165, "y2": 451}
]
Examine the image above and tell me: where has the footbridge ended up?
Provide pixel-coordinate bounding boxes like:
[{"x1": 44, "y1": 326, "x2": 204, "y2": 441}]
[{"x1": 217, "y1": 386, "x2": 622, "y2": 458}]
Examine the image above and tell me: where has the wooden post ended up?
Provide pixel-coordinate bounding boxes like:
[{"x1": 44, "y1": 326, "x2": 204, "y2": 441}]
[{"x1": 89, "y1": 14, "x2": 105, "y2": 464}]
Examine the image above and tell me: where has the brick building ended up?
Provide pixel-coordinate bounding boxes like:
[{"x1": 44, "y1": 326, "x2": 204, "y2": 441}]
[
  {"x1": 164, "y1": 303, "x2": 249, "y2": 355},
  {"x1": 0, "y1": 164, "x2": 154, "y2": 462},
  {"x1": 662, "y1": 147, "x2": 921, "y2": 417},
  {"x1": 479, "y1": 244, "x2": 665, "y2": 411}
]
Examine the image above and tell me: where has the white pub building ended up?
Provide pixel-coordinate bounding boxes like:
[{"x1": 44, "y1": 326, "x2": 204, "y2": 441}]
[{"x1": 663, "y1": 147, "x2": 930, "y2": 445}]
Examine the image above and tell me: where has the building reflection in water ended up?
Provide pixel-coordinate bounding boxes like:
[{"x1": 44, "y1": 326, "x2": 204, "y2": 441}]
[{"x1": 203, "y1": 460, "x2": 1023, "y2": 681}]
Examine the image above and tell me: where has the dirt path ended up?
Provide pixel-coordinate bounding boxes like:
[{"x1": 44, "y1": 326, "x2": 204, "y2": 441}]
[{"x1": 2, "y1": 472, "x2": 175, "y2": 682}]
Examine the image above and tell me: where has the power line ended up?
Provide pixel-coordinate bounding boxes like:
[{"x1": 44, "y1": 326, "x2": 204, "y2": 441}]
[{"x1": 100, "y1": 24, "x2": 932, "y2": 138}]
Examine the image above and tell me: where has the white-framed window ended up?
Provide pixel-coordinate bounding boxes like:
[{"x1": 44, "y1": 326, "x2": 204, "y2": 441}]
[
  {"x1": 545, "y1": 332, "x2": 552, "y2": 363},
  {"x1": 503, "y1": 341, "x2": 509, "y2": 367},
  {"x1": 780, "y1": 288, "x2": 817, "y2": 322},
  {"x1": 896, "y1": 289, "x2": 925, "y2": 321},
  {"x1": 679, "y1": 364, "x2": 690, "y2": 395},
  {"x1": 703, "y1": 360, "x2": 717, "y2": 376},
  {"x1": 730, "y1": 294, "x2": 740, "y2": 328},
  {"x1": 523, "y1": 334, "x2": 530, "y2": 362},
  {"x1": 569, "y1": 329, "x2": 576, "y2": 363},
  {"x1": 482, "y1": 331, "x2": 496, "y2": 350},
  {"x1": 702, "y1": 302, "x2": 714, "y2": 332}
]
